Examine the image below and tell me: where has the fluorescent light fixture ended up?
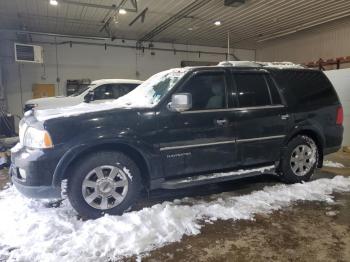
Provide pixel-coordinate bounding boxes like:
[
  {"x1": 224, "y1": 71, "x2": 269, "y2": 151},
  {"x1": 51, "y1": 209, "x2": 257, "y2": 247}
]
[
  {"x1": 119, "y1": 9, "x2": 127, "y2": 15},
  {"x1": 214, "y1": 21, "x2": 221, "y2": 26},
  {"x1": 50, "y1": 0, "x2": 58, "y2": 6}
]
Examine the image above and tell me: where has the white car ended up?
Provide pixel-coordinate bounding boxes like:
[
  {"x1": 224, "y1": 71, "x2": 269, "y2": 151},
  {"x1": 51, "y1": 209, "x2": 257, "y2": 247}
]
[{"x1": 24, "y1": 79, "x2": 143, "y2": 111}]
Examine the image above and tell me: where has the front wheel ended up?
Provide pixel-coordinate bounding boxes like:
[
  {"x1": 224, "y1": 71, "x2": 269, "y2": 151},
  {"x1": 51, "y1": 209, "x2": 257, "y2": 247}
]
[
  {"x1": 67, "y1": 151, "x2": 142, "y2": 219},
  {"x1": 279, "y1": 135, "x2": 319, "y2": 183}
]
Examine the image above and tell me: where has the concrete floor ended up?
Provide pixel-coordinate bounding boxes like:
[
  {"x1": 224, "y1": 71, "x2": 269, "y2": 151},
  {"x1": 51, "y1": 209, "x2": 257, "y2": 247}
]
[{"x1": 0, "y1": 151, "x2": 349, "y2": 262}]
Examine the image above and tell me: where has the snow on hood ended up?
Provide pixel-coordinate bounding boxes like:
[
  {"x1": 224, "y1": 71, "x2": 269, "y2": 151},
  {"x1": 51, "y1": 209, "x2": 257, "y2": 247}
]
[
  {"x1": 34, "y1": 101, "x2": 126, "y2": 122},
  {"x1": 0, "y1": 176, "x2": 349, "y2": 261}
]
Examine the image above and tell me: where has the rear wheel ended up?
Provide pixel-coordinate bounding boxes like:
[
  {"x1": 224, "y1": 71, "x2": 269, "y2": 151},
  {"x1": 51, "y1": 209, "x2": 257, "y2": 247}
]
[
  {"x1": 280, "y1": 135, "x2": 319, "y2": 183},
  {"x1": 67, "y1": 151, "x2": 142, "y2": 219}
]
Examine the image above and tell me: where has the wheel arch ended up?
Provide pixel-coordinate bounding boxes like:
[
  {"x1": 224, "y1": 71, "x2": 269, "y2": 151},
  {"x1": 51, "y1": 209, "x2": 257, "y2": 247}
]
[
  {"x1": 52, "y1": 142, "x2": 151, "y2": 188},
  {"x1": 285, "y1": 127, "x2": 324, "y2": 168}
]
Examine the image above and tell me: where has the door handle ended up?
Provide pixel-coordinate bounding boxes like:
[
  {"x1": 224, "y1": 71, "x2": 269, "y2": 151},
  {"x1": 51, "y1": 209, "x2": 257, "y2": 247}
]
[
  {"x1": 280, "y1": 114, "x2": 290, "y2": 120},
  {"x1": 215, "y1": 119, "x2": 228, "y2": 126}
]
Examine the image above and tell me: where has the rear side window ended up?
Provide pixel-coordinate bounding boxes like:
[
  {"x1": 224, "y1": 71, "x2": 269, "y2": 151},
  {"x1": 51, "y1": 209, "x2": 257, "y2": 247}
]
[
  {"x1": 271, "y1": 70, "x2": 338, "y2": 107},
  {"x1": 266, "y1": 76, "x2": 282, "y2": 105},
  {"x1": 234, "y1": 73, "x2": 271, "y2": 107}
]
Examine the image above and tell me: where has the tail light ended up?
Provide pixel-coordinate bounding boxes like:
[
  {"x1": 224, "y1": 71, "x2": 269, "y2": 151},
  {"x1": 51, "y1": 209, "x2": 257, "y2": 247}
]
[{"x1": 336, "y1": 106, "x2": 343, "y2": 125}]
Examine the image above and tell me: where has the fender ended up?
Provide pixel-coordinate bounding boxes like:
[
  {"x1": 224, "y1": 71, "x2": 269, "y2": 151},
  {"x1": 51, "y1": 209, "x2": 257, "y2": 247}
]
[
  {"x1": 281, "y1": 118, "x2": 326, "y2": 168},
  {"x1": 285, "y1": 118, "x2": 325, "y2": 147},
  {"x1": 52, "y1": 138, "x2": 161, "y2": 187}
]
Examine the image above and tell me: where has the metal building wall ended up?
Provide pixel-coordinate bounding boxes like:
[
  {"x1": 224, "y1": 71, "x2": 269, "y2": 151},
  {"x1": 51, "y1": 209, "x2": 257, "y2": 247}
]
[{"x1": 256, "y1": 17, "x2": 350, "y2": 65}]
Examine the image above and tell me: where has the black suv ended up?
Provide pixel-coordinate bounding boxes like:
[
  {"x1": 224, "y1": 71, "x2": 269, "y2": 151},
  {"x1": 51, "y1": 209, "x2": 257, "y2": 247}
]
[{"x1": 11, "y1": 61, "x2": 343, "y2": 218}]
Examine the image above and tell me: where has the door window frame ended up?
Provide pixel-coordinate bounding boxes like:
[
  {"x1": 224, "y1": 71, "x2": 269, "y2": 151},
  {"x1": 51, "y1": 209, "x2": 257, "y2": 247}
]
[{"x1": 175, "y1": 69, "x2": 232, "y2": 114}]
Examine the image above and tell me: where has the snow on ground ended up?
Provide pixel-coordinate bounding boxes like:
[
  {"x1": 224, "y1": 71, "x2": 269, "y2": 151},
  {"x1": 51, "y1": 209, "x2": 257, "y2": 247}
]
[
  {"x1": 0, "y1": 176, "x2": 350, "y2": 262},
  {"x1": 178, "y1": 165, "x2": 274, "y2": 182},
  {"x1": 323, "y1": 160, "x2": 345, "y2": 168}
]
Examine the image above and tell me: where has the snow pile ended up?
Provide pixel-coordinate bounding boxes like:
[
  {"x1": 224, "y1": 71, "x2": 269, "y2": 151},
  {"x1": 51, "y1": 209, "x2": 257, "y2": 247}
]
[
  {"x1": 323, "y1": 160, "x2": 345, "y2": 168},
  {"x1": 1, "y1": 176, "x2": 350, "y2": 261}
]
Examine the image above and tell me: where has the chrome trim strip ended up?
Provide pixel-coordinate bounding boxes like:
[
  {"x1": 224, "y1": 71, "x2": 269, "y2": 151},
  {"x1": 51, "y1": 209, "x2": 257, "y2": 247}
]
[
  {"x1": 160, "y1": 140, "x2": 236, "y2": 151},
  {"x1": 181, "y1": 105, "x2": 285, "y2": 114},
  {"x1": 237, "y1": 135, "x2": 286, "y2": 143},
  {"x1": 160, "y1": 135, "x2": 286, "y2": 151}
]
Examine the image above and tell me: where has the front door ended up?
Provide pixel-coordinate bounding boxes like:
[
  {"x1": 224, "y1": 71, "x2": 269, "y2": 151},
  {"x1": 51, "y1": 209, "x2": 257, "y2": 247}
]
[
  {"x1": 232, "y1": 71, "x2": 289, "y2": 166},
  {"x1": 158, "y1": 70, "x2": 239, "y2": 178}
]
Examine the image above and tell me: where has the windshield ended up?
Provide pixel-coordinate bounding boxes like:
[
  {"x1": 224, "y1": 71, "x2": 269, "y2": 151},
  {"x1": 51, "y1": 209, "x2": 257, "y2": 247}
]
[
  {"x1": 69, "y1": 85, "x2": 94, "y2": 97},
  {"x1": 116, "y1": 69, "x2": 187, "y2": 107}
]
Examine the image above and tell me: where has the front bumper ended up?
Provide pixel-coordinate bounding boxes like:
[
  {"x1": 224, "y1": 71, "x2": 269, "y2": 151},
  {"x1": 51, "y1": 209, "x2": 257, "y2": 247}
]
[
  {"x1": 10, "y1": 144, "x2": 63, "y2": 199},
  {"x1": 11, "y1": 170, "x2": 61, "y2": 198}
]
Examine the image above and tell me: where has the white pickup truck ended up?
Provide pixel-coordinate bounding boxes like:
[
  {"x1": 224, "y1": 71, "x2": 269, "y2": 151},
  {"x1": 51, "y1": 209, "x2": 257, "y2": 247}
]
[{"x1": 24, "y1": 79, "x2": 143, "y2": 111}]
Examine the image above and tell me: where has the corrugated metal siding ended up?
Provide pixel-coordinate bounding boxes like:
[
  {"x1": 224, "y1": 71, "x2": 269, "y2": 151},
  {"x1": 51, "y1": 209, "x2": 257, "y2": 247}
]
[{"x1": 256, "y1": 17, "x2": 350, "y2": 64}]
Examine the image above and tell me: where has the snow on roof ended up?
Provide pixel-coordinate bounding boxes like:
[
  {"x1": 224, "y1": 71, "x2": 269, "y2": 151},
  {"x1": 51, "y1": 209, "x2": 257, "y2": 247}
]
[
  {"x1": 0, "y1": 175, "x2": 349, "y2": 260},
  {"x1": 218, "y1": 60, "x2": 305, "y2": 69},
  {"x1": 91, "y1": 79, "x2": 143, "y2": 85},
  {"x1": 258, "y1": 61, "x2": 305, "y2": 69}
]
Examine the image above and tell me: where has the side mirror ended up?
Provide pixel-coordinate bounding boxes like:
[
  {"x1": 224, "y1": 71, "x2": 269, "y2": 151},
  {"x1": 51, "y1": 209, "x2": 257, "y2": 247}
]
[
  {"x1": 84, "y1": 90, "x2": 95, "y2": 103},
  {"x1": 168, "y1": 93, "x2": 192, "y2": 112}
]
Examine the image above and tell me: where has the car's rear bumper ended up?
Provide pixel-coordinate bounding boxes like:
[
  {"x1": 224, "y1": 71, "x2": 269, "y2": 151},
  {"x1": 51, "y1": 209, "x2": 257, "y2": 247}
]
[{"x1": 324, "y1": 145, "x2": 341, "y2": 156}]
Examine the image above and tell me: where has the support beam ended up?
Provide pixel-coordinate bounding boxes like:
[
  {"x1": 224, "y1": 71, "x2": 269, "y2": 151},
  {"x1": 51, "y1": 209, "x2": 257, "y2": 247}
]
[
  {"x1": 60, "y1": 0, "x2": 137, "y2": 12},
  {"x1": 138, "y1": 0, "x2": 209, "y2": 43}
]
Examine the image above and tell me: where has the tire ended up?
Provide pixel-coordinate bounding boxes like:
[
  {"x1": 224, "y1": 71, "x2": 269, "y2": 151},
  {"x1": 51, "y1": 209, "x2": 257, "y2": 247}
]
[
  {"x1": 67, "y1": 151, "x2": 142, "y2": 219},
  {"x1": 279, "y1": 135, "x2": 319, "y2": 184}
]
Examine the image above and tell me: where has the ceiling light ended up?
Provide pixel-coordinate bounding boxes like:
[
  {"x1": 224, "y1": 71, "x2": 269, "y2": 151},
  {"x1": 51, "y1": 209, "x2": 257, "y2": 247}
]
[
  {"x1": 214, "y1": 21, "x2": 221, "y2": 26},
  {"x1": 188, "y1": 27, "x2": 193, "y2": 31},
  {"x1": 49, "y1": 0, "x2": 58, "y2": 6},
  {"x1": 119, "y1": 9, "x2": 127, "y2": 15}
]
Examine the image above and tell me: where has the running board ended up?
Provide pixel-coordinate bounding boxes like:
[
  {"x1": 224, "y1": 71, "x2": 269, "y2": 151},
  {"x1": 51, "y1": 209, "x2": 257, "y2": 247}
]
[{"x1": 160, "y1": 165, "x2": 275, "y2": 189}]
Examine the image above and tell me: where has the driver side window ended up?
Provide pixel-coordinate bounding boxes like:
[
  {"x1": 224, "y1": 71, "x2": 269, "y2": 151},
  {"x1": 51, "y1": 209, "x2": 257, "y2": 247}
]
[
  {"x1": 180, "y1": 71, "x2": 227, "y2": 111},
  {"x1": 93, "y1": 84, "x2": 113, "y2": 100}
]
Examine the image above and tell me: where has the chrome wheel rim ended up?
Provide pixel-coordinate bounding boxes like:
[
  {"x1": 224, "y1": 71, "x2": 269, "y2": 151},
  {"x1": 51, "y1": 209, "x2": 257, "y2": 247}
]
[
  {"x1": 82, "y1": 165, "x2": 129, "y2": 210},
  {"x1": 290, "y1": 144, "x2": 315, "y2": 177}
]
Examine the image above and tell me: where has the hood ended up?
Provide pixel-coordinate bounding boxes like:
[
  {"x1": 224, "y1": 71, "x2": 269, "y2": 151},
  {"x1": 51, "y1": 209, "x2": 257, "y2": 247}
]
[
  {"x1": 26, "y1": 96, "x2": 66, "y2": 104},
  {"x1": 26, "y1": 96, "x2": 79, "y2": 110},
  {"x1": 34, "y1": 100, "x2": 135, "y2": 122}
]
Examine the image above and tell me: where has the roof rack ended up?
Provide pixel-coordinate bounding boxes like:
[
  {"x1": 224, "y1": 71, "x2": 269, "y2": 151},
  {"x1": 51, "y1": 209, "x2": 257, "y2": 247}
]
[
  {"x1": 218, "y1": 61, "x2": 304, "y2": 69},
  {"x1": 218, "y1": 61, "x2": 261, "y2": 67}
]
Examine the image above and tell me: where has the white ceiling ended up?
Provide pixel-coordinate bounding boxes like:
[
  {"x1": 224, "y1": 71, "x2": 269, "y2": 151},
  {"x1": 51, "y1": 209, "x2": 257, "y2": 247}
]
[{"x1": 1, "y1": 0, "x2": 350, "y2": 48}]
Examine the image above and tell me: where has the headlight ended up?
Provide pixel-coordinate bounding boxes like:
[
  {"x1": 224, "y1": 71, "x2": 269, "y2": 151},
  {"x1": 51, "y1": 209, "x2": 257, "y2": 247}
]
[{"x1": 23, "y1": 127, "x2": 53, "y2": 149}]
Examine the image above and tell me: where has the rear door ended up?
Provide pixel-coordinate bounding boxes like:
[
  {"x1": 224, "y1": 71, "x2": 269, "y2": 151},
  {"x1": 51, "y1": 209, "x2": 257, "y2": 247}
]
[
  {"x1": 232, "y1": 70, "x2": 289, "y2": 166},
  {"x1": 157, "y1": 69, "x2": 239, "y2": 178}
]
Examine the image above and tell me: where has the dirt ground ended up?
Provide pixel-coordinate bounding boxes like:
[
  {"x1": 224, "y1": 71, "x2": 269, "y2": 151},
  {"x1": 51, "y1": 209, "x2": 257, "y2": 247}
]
[
  {"x1": 1, "y1": 150, "x2": 350, "y2": 262},
  {"x1": 129, "y1": 150, "x2": 350, "y2": 262}
]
